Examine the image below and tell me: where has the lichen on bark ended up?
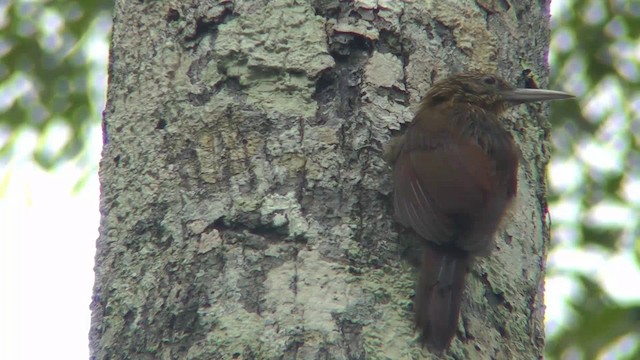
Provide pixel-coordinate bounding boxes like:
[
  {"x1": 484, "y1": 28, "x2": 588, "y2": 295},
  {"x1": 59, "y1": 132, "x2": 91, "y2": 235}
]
[{"x1": 92, "y1": 0, "x2": 554, "y2": 359}]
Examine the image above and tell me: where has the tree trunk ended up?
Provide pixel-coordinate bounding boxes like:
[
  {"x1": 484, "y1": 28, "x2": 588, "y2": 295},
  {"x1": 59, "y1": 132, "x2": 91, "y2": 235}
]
[{"x1": 91, "y1": 1, "x2": 553, "y2": 359}]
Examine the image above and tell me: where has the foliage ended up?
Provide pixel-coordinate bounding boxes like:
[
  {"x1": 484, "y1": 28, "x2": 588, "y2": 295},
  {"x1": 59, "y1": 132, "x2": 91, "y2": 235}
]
[
  {"x1": 0, "y1": 0, "x2": 111, "y2": 169},
  {"x1": 547, "y1": 0, "x2": 640, "y2": 358}
]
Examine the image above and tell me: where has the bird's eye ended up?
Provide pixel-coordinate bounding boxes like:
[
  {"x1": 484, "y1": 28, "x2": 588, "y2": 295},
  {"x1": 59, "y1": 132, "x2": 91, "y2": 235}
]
[{"x1": 482, "y1": 76, "x2": 496, "y2": 85}]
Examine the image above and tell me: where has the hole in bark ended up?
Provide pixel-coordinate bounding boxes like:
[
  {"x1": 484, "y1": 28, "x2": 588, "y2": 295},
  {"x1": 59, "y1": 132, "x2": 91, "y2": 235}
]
[
  {"x1": 505, "y1": 234, "x2": 513, "y2": 245},
  {"x1": 124, "y1": 310, "x2": 135, "y2": 325},
  {"x1": 497, "y1": 325, "x2": 509, "y2": 340},
  {"x1": 522, "y1": 69, "x2": 539, "y2": 89},
  {"x1": 156, "y1": 119, "x2": 167, "y2": 129},
  {"x1": 166, "y1": 8, "x2": 180, "y2": 22},
  {"x1": 314, "y1": 69, "x2": 335, "y2": 99}
]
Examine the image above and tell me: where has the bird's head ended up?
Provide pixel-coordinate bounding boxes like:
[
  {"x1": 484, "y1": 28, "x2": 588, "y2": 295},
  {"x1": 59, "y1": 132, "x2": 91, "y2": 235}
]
[{"x1": 423, "y1": 71, "x2": 574, "y2": 113}]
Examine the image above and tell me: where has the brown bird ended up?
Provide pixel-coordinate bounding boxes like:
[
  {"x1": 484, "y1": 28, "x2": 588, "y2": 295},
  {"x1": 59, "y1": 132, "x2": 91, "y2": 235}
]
[{"x1": 386, "y1": 71, "x2": 573, "y2": 352}]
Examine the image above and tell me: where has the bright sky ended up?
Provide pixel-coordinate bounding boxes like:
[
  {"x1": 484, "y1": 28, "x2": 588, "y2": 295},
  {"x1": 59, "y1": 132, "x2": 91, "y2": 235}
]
[
  {"x1": 0, "y1": 142, "x2": 100, "y2": 358},
  {"x1": 0, "y1": 123, "x2": 102, "y2": 359}
]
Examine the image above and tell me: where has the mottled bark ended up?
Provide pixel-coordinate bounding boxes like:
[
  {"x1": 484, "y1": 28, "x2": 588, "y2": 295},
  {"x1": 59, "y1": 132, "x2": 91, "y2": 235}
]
[{"x1": 91, "y1": 1, "x2": 553, "y2": 359}]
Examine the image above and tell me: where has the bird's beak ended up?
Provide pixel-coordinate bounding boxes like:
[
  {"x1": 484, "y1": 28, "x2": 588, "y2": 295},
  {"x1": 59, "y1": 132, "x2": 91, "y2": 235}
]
[{"x1": 501, "y1": 88, "x2": 574, "y2": 103}]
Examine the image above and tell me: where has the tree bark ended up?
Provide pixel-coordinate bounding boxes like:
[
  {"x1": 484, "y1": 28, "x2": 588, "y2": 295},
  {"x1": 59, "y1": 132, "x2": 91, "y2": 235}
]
[{"x1": 91, "y1": 1, "x2": 553, "y2": 359}]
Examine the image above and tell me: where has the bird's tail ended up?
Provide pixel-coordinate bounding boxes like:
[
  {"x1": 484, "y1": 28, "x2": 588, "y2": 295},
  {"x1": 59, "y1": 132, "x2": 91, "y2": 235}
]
[{"x1": 414, "y1": 244, "x2": 470, "y2": 352}]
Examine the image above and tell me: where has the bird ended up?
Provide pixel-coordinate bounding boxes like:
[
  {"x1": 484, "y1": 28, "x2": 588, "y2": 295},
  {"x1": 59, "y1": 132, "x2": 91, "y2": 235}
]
[{"x1": 385, "y1": 71, "x2": 573, "y2": 352}]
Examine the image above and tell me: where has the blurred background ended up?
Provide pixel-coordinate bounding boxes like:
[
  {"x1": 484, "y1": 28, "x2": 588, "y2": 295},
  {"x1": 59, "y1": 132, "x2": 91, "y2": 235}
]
[{"x1": 0, "y1": 0, "x2": 638, "y2": 358}]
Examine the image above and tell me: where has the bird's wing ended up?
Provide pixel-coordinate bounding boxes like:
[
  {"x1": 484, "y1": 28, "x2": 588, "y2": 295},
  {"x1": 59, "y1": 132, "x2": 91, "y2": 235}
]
[{"x1": 393, "y1": 133, "x2": 493, "y2": 245}]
